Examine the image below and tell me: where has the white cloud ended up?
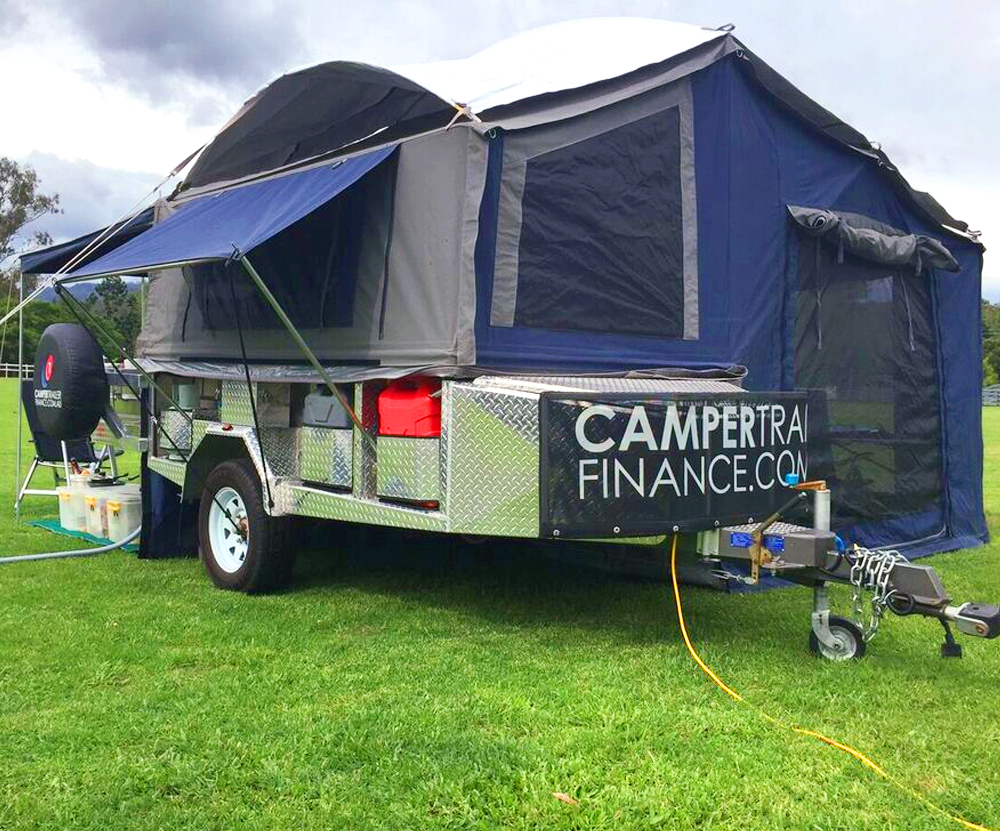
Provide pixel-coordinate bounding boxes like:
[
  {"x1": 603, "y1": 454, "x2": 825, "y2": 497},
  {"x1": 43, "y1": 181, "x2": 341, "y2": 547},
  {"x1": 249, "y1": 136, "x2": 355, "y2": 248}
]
[
  {"x1": 19, "y1": 151, "x2": 162, "y2": 241},
  {"x1": 0, "y1": 7, "x2": 219, "y2": 172}
]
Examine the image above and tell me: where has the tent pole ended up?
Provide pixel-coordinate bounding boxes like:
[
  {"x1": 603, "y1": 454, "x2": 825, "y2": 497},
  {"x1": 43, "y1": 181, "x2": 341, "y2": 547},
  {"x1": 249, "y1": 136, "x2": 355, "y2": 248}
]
[
  {"x1": 236, "y1": 254, "x2": 365, "y2": 432},
  {"x1": 14, "y1": 274, "x2": 23, "y2": 522}
]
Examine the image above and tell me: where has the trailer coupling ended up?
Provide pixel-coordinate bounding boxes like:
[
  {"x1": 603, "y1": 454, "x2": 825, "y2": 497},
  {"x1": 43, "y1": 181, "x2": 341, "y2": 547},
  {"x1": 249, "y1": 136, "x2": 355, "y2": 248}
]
[{"x1": 710, "y1": 525, "x2": 1000, "y2": 659}]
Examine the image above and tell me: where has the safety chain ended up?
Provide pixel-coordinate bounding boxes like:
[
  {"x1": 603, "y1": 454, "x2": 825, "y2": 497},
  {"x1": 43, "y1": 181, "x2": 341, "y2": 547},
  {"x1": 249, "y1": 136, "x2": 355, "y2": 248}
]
[{"x1": 849, "y1": 546, "x2": 908, "y2": 642}]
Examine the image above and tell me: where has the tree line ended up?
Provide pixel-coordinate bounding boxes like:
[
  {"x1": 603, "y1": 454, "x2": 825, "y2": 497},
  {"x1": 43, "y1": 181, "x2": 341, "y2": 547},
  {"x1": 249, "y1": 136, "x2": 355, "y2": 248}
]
[{"x1": 0, "y1": 272, "x2": 141, "y2": 365}]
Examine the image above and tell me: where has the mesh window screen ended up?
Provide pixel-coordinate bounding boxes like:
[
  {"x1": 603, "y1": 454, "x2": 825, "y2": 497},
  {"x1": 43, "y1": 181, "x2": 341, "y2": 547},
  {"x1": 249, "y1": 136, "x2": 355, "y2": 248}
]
[
  {"x1": 513, "y1": 108, "x2": 685, "y2": 337},
  {"x1": 794, "y1": 235, "x2": 943, "y2": 526},
  {"x1": 191, "y1": 158, "x2": 395, "y2": 333}
]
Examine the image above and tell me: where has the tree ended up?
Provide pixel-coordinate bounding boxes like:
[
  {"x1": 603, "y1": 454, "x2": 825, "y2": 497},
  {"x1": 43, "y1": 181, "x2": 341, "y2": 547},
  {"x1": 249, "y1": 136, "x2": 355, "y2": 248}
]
[
  {"x1": 0, "y1": 299, "x2": 77, "y2": 364},
  {"x1": 0, "y1": 157, "x2": 60, "y2": 268},
  {"x1": 89, "y1": 275, "x2": 141, "y2": 352}
]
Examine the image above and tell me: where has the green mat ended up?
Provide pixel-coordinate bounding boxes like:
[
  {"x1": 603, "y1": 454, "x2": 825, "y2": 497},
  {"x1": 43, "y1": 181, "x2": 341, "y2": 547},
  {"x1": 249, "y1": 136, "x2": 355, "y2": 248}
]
[{"x1": 27, "y1": 519, "x2": 139, "y2": 553}]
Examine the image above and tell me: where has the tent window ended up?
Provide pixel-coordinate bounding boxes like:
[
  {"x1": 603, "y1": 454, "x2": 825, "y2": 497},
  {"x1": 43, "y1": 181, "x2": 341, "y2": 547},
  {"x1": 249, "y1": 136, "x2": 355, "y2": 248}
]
[
  {"x1": 512, "y1": 109, "x2": 684, "y2": 337},
  {"x1": 490, "y1": 76, "x2": 698, "y2": 340},
  {"x1": 794, "y1": 235, "x2": 943, "y2": 528},
  {"x1": 192, "y1": 159, "x2": 395, "y2": 333}
]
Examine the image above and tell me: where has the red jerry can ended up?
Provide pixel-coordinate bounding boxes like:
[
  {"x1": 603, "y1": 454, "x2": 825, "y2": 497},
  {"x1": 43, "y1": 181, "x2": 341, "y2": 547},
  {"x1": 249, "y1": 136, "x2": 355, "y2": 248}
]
[{"x1": 377, "y1": 378, "x2": 442, "y2": 437}]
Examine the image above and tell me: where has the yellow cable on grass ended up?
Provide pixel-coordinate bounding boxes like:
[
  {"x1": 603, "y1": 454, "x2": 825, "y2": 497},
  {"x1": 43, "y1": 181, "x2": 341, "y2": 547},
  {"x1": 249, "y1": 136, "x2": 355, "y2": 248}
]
[{"x1": 668, "y1": 535, "x2": 992, "y2": 831}]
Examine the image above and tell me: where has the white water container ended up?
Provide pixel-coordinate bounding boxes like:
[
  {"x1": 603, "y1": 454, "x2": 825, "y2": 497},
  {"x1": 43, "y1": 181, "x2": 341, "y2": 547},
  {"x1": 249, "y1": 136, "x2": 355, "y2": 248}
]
[
  {"x1": 58, "y1": 485, "x2": 88, "y2": 532},
  {"x1": 106, "y1": 487, "x2": 141, "y2": 543}
]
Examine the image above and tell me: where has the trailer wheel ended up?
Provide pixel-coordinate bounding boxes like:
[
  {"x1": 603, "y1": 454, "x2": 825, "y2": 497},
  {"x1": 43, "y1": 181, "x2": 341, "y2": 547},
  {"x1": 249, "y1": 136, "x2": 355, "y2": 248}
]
[
  {"x1": 809, "y1": 616, "x2": 866, "y2": 661},
  {"x1": 198, "y1": 459, "x2": 293, "y2": 593}
]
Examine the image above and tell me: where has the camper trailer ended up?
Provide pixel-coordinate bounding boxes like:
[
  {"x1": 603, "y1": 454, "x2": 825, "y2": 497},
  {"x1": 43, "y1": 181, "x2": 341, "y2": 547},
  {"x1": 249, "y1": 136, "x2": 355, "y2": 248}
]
[{"x1": 20, "y1": 19, "x2": 996, "y2": 658}]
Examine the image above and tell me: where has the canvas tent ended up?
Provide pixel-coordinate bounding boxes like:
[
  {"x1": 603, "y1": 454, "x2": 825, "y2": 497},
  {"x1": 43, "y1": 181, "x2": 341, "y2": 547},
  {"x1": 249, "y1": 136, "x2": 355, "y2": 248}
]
[{"x1": 22, "y1": 18, "x2": 986, "y2": 555}]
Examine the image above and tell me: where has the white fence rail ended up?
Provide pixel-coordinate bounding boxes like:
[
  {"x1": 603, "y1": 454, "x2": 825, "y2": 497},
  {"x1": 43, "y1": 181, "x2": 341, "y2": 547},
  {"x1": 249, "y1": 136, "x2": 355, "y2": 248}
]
[
  {"x1": 0, "y1": 363, "x2": 32, "y2": 378},
  {"x1": 985, "y1": 386, "x2": 1000, "y2": 406}
]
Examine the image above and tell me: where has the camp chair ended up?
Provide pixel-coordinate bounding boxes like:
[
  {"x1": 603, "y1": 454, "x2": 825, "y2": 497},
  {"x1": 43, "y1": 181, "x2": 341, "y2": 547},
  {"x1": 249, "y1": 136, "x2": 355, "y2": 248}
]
[{"x1": 15, "y1": 379, "x2": 120, "y2": 512}]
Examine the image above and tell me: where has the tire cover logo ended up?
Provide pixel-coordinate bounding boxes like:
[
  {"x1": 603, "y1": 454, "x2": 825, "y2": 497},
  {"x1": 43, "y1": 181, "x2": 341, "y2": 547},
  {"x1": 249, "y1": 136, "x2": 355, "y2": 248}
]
[{"x1": 42, "y1": 354, "x2": 55, "y2": 388}]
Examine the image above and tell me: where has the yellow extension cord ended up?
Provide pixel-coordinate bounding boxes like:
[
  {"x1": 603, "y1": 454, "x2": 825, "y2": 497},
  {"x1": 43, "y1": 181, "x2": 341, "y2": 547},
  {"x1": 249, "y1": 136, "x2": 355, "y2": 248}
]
[{"x1": 668, "y1": 535, "x2": 991, "y2": 831}]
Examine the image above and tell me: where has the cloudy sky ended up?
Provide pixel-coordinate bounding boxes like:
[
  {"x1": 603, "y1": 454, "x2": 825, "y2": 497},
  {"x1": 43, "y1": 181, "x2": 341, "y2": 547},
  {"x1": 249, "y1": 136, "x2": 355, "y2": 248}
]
[{"x1": 3, "y1": 0, "x2": 997, "y2": 294}]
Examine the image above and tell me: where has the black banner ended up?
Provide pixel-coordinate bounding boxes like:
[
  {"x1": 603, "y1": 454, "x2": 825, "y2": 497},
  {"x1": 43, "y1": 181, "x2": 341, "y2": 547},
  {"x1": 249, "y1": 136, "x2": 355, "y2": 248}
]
[{"x1": 539, "y1": 391, "x2": 828, "y2": 537}]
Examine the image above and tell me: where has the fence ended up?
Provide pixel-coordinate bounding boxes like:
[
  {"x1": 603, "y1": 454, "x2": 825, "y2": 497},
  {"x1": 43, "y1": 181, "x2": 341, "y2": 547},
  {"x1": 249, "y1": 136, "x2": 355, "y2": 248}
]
[
  {"x1": 984, "y1": 386, "x2": 1000, "y2": 406},
  {"x1": 0, "y1": 363, "x2": 32, "y2": 378}
]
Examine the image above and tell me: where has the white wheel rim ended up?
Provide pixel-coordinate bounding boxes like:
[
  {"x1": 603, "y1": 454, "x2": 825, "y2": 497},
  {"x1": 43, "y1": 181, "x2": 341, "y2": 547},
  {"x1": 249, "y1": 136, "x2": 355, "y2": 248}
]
[
  {"x1": 818, "y1": 626, "x2": 857, "y2": 661},
  {"x1": 208, "y1": 486, "x2": 249, "y2": 573}
]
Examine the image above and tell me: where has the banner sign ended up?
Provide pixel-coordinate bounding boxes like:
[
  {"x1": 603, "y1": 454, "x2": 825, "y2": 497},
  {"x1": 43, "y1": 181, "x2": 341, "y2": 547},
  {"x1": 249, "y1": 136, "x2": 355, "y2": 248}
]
[{"x1": 539, "y1": 391, "x2": 827, "y2": 538}]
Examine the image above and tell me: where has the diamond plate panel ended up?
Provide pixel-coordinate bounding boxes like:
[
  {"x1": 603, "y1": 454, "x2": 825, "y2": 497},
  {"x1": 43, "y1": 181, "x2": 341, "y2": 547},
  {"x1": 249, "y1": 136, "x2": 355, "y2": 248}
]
[
  {"x1": 299, "y1": 427, "x2": 353, "y2": 487},
  {"x1": 220, "y1": 380, "x2": 290, "y2": 427},
  {"x1": 445, "y1": 383, "x2": 540, "y2": 537},
  {"x1": 376, "y1": 437, "x2": 440, "y2": 501},
  {"x1": 191, "y1": 419, "x2": 211, "y2": 452},
  {"x1": 157, "y1": 408, "x2": 192, "y2": 457},
  {"x1": 147, "y1": 455, "x2": 185, "y2": 487},
  {"x1": 259, "y1": 427, "x2": 298, "y2": 478},
  {"x1": 353, "y1": 381, "x2": 380, "y2": 498},
  {"x1": 439, "y1": 382, "x2": 452, "y2": 513},
  {"x1": 220, "y1": 380, "x2": 253, "y2": 426},
  {"x1": 276, "y1": 483, "x2": 446, "y2": 531},
  {"x1": 475, "y1": 376, "x2": 746, "y2": 395}
]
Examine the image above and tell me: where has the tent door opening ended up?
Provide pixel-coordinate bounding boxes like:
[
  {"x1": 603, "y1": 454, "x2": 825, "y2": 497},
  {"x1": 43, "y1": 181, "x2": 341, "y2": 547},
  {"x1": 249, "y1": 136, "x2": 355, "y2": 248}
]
[{"x1": 792, "y1": 231, "x2": 946, "y2": 546}]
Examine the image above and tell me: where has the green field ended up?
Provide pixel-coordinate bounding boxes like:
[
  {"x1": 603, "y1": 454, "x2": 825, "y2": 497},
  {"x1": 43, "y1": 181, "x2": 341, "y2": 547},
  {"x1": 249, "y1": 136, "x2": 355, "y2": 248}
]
[{"x1": 1, "y1": 377, "x2": 998, "y2": 830}]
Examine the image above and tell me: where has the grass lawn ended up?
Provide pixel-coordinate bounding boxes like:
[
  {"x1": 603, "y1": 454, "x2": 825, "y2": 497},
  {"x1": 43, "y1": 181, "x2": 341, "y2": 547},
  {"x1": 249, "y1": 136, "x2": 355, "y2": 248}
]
[{"x1": 1, "y1": 376, "x2": 998, "y2": 830}]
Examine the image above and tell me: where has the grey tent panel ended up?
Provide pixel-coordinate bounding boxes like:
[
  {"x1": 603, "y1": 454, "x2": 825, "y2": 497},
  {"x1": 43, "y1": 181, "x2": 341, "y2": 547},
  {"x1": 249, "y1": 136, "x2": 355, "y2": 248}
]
[
  {"x1": 490, "y1": 76, "x2": 698, "y2": 340},
  {"x1": 137, "y1": 128, "x2": 488, "y2": 367}
]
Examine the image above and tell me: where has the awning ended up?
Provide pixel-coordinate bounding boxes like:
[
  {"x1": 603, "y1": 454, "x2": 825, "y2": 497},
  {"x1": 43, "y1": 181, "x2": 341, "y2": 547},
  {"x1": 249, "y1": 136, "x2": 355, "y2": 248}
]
[
  {"x1": 67, "y1": 145, "x2": 396, "y2": 280},
  {"x1": 19, "y1": 207, "x2": 155, "y2": 275}
]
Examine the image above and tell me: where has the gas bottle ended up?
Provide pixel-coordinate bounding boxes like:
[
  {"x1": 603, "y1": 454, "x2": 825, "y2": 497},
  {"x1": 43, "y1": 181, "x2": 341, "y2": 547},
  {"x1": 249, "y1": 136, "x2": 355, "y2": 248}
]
[{"x1": 377, "y1": 378, "x2": 441, "y2": 437}]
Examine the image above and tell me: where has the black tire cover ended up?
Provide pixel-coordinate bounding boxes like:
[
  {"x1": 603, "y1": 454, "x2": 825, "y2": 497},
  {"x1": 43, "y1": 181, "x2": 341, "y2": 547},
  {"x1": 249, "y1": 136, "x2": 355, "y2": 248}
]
[{"x1": 33, "y1": 323, "x2": 109, "y2": 440}]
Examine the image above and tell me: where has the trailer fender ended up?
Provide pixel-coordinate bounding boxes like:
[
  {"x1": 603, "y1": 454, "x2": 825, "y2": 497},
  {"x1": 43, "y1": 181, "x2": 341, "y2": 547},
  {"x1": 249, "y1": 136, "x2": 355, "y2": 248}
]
[{"x1": 182, "y1": 427, "x2": 276, "y2": 514}]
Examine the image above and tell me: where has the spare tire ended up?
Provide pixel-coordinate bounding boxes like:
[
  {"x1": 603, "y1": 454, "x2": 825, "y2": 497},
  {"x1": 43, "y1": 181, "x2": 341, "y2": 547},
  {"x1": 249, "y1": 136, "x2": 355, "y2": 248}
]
[{"x1": 33, "y1": 323, "x2": 109, "y2": 440}]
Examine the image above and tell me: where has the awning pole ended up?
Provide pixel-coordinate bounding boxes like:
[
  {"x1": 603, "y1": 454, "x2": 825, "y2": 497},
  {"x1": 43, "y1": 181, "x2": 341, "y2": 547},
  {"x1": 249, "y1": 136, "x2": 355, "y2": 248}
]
[
  {"x1": 15, "y1": 274, "x2": 23, "y2": 522},
  {"x1": 237, "y1": 253, "x2": 366, "y2": 432},
  {"x1": 55, "y1": 285, "x2": 193, "y2": 427}
]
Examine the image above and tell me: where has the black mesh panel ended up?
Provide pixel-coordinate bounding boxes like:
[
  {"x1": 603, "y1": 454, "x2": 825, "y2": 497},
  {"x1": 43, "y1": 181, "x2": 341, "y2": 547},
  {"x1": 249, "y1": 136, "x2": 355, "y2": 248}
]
[
  {"x1": 513, "y1": 108, "x2": 684, "y2": 337},
  {"x1": 794, "y1": 235, "x2": 943, "y2": 525}
]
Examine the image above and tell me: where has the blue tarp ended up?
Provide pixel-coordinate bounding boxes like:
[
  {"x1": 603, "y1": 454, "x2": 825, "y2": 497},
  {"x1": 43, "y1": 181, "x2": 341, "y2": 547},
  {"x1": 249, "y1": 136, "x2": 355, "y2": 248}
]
[{"x1": 68, "y1": 146, "x2": 396, "y2": 279}]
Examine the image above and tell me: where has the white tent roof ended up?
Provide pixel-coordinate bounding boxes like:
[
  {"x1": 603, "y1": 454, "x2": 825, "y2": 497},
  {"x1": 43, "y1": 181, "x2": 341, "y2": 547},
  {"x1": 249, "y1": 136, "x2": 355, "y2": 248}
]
[{"x1": 391, "y1": 18, "x2": 726, "y2": 113}]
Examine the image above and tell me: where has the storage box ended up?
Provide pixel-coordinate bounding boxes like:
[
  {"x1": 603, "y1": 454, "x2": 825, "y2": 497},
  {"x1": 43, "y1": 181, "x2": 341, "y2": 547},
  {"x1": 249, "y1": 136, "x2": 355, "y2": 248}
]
[
  {"x1": 376, "y1": 436, "x2": 440, "y2": 502},
  {"x1": 298, "y1": 426, "x2": 353, "y2": 487},
  {"x1": 106, "y1": 486, "x2": 141, "y2": 543},
  {"x1": 58, "y1": 485, "x2": 88, "y2": 532},
  {"x1": 84, "y1": 486, "x2": 124, "y2": 538}
]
